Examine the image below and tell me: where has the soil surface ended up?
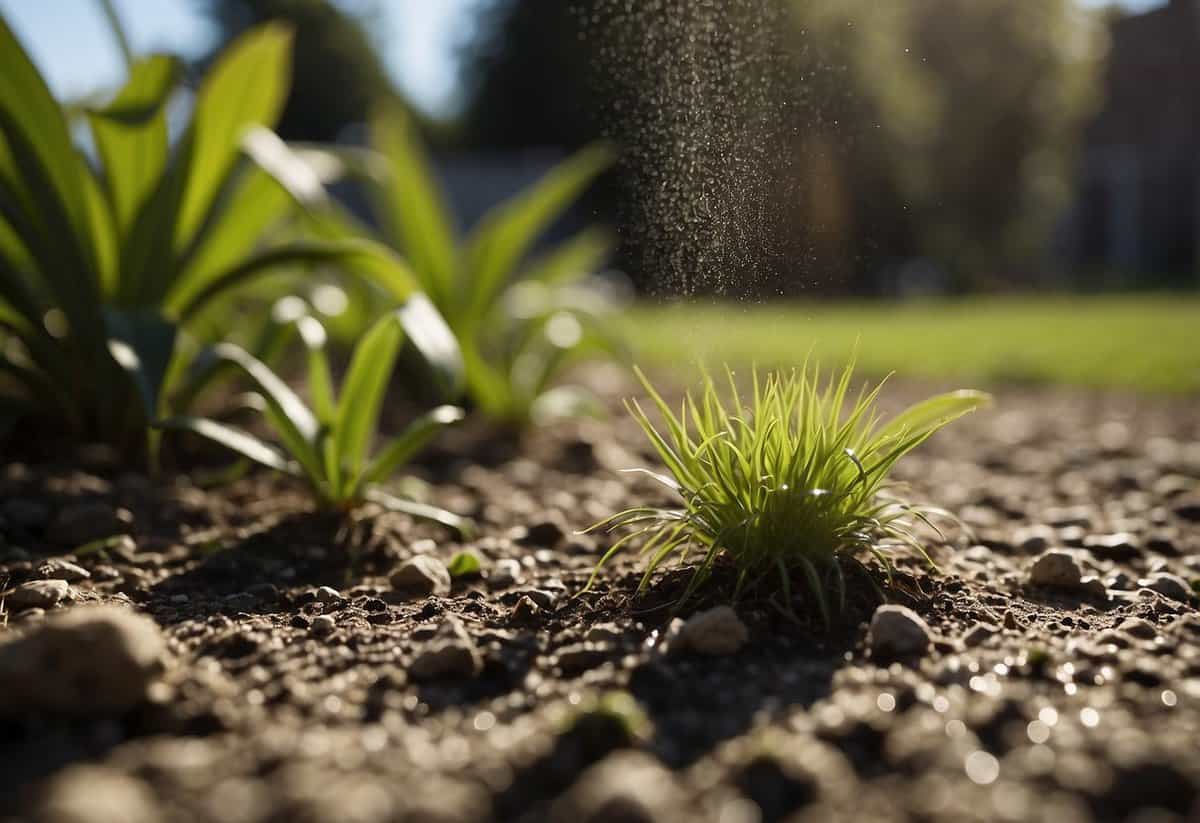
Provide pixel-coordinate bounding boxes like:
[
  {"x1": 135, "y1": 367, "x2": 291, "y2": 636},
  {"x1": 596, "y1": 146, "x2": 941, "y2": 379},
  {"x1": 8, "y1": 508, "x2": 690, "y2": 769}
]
[{"x1": 2, "y1": 371, "x2": 1199, "y2": 822}]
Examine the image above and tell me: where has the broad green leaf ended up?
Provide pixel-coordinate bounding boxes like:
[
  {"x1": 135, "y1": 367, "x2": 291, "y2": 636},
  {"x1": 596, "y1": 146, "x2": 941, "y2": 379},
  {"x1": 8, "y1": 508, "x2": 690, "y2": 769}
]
[
  {"x1": 336, "y1": 311, "x2": 405, "y2": 478},
  {"x1": 88, "y1": 54, "x2": 179, "y2": 236},
  {"x1": 875, "y1": 390, "x2": 992, "y2": 444},
  {"x1": 370, "y1": 104, "x2": 457, "y2": 309},
  {"x1": 171, "y1": 165, "x2": 294, "y2": 304},
  {"x1": 462, "y1": 144, "x2": 613, "y2": 329},
  {"x1": 82, "y1": 171, "x2": 118, "y2": 297},
  {"x1": 397, "y1": 293, "x2": 463, "y2": 399},
  {"x1": 241, "y1": 126, "x2": 329, "y2": 210},
  {"x1": 155, "y1": 416, "x2": 296, "y2": 474},
  {"x1": 0, "y1": 107, "x2": 104, "y2": 350},
  {"x1": 174, "y1": 23, "x2": 293, "y2": 254},
  {"x1": 0, "y1": 16, "x2": 90, "y2": 253},
  {"x1": 170, "y1": 240, "x2": 372, "y2": 321},
  {"x1": 362, "y1": 405, "x2": 464, "y2": 487},
  {"x1": 104, "y1": 309, "x2": 178, "y2": 421}
]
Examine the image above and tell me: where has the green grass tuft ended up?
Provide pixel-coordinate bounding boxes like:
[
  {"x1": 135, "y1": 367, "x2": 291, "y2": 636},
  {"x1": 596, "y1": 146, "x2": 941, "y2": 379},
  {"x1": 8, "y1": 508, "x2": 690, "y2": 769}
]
[{"x1": 588, "y1": 363, "x2": 990, "y2": 621}]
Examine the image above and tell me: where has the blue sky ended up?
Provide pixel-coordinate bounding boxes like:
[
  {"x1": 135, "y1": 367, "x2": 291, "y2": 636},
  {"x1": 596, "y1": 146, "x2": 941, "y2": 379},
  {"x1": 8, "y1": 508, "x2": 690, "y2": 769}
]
[
  {"x1": 0, "y1": 0, "x2": 480, "y2": 114},
  {"x1": 0, "y1": 0, "x2": 1166, "y2": 116}
]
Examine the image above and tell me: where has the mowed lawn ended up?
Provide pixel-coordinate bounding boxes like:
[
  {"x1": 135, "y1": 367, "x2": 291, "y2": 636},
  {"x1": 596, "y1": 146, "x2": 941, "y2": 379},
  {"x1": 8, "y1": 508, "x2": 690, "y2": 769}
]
[{"x1": 623, "y1": 295, "x2": 1200, "y2": 393}]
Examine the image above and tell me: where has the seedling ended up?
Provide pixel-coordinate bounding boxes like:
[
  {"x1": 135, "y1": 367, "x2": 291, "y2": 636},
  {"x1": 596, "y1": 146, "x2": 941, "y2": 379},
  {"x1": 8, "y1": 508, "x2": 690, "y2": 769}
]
[
  {"x1": 157, "y1": 296, "x2": 470, "y2": 534},
  {"x1": 588, "y1": 364, "x2": 989, "y2": 621}
]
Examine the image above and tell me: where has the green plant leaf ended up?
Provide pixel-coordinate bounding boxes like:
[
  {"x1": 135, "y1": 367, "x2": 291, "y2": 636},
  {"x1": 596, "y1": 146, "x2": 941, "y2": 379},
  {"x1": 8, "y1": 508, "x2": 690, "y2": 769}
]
[
  {"x1": 875, "y1": 390, "x2": 992, "y2": 444},
  {"x1": 397, "y1": 293, "x2": 463, "y2": 399},
  {"x1": 104, "y1": 309, "x2": 178, "y2": 422},
  {"x1": 362, "y1": 405, "x2": 464, "y2": 487},
  {"x1": 335, "y1": 310, "x2": 405, "y2": 479},
  {"x1": 240, "y1": 126, "x2": 329, "y2": 210},
  {"x1": 370, "y1": 104, "x2": 457, "y2": 310},
  {"x1": 171, "y1": 165, "x2": 294, "y2": 303},
  {"x1": 446, "y1": 550, "x2": 482, "y2": 579},
  {"x1": 173, "y1": 23, "x2": 293, "y2": 254},
  {"x1": 0, "y1": 16, "x2": 90, "y2": 252},
  {"x1": 87, "y1": 55, "x2": 180, "y2": 236},
  {"x1": 296, "y1": 315, "x2": 335, "y2": 423},
  {"x1": 462, "y1": 144, "x2": 612, "y2": 329},
  {"x1": 155, "y1": 415, "x2": 296, "y2": 474},
  {"x1": 170, "y1": 240, "x2": 375, "y2": 321}
]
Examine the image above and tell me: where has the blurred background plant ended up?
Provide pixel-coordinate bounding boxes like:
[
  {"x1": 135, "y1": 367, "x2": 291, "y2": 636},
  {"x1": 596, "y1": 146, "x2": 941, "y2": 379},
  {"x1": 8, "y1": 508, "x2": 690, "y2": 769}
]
[
  {"x1": 0, "y1": 0, "x2": 1196, "y2": 400},
  {"x1": 0, "y1": 20, "x2": 325, "y2": 452},
  {"x1": 296, "y1": 108, "x2": 628, "y2": 426}
]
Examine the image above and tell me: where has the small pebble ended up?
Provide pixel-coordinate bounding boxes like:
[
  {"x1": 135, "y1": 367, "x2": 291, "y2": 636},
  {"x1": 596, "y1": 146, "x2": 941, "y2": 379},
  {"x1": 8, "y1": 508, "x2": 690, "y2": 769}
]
[
  {"x1": 7, "y1": 579, "x2": 71, "y2": 610},
  {"x1": 1139, "y1": 572, "x2": 1193, "y2": 603},
  {"x1": 1028, "y1": 550, "x2": 1083, "y2": 589},
  {"x1": 676, "y1": 606, "x2": 749, "y2": 656},
  {"x1": 390, "y1": 555, "x2": 452, "y2": 597},
  {"x1": 868, "y1": 605, "x2": 932, "y2": 660}
]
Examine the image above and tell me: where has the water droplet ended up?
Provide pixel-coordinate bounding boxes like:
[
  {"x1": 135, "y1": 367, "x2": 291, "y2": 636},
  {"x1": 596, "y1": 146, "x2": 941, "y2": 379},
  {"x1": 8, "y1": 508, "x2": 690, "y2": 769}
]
[{"x1": 965, "y1": 750, "x2": 1000, "y2": 785}]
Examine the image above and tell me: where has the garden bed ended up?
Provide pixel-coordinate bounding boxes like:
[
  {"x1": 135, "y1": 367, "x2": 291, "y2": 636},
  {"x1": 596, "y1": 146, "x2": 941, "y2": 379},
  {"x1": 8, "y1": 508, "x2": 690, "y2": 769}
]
[{"x1": 2, "y1": 373, "x2": 1199, "y2": 822}]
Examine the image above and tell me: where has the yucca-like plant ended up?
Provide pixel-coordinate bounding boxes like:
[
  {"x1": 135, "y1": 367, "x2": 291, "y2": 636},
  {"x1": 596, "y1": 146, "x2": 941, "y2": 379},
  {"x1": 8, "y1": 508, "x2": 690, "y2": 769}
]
[
  {"x1": 588, "y1": 365, "x2": 990, "y2": 621},
  {"x1": 292, "y1": 105, "x2": 627, "y2": 426},
  {"x1": 157, "y1": 295, "x2": 470, "y2": 534},
  {"x1": 0, "y1": 18, "x2": 412, "y2": 450}
]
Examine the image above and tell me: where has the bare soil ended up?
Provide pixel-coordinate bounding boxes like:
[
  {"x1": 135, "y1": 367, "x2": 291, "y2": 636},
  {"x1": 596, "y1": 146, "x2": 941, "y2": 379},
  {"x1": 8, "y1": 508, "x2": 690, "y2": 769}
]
[{"x1": 2, "y1": 373, "x2": 1199, "y2": 822}]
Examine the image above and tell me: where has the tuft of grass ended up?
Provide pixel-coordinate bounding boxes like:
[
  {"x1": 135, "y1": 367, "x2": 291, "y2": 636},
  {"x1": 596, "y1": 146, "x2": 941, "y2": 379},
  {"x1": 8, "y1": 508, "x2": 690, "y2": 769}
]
[{"x1": 587, "y1": 364, "x2": 990, "y2": 621}]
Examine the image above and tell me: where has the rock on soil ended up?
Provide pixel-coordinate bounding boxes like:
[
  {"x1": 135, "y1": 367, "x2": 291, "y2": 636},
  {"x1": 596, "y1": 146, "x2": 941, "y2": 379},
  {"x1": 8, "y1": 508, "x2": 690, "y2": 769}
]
[
  {"x1": 1027, "y1": 549, "x2": 1084, "y2": 588},
  {"x1": 33, "y1": 766, "x2": 160, "y2": 823},
  {"x1": 1140, "y1": 572, "x2": 1194, "y2": 603},
  {"x1": 675, "y1": 606, "x2": 749, "y2": 656},
  {"x1": 0, "y1": 605, "x2": 166, "y2": 714},
  {"x1": 409, "y1": 617, "x2": 482, "y2": 680},
  {"x1": 550, "y1": 751, "x2": 683, "y2": 823},
  {"x1": 6, "y1": 579, "x2": 71, "y2": 610},
  {"x1": 389, "y1": 554, "x2": 452, "y2": 597},
  {"x1": 867, "y1": 604, "x2": 932, "y2": 660}
]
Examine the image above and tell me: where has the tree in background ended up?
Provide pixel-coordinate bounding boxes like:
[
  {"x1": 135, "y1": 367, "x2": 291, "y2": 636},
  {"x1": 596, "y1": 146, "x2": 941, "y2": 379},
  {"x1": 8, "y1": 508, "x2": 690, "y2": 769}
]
[
  {"x1": 198, "y1": 0, "x2": 400, "y2": 142},
  {"x1": 459, "y1": 0, "x2": 600, "y2": 151},
  {"x1": 457, "y1": 0, "x2": 1106, "y2": 294}
]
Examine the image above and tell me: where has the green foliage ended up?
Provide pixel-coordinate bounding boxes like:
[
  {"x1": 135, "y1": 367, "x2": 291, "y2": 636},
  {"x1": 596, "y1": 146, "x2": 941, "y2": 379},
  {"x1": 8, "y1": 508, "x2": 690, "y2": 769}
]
[
  {"x1": 625, "y1": 297, "x2": 1200, "y2": 394},
  {"x1": 588, "y1": 364, "x2": 989, "y2": 620},
  {"x1": 158, "y1": 296, "x2": 469, "y2": 533},
  {"x1": 303, "y1": 105, "x2": 625, "y2": 425},
  {"x1": 0, "y1": 20, "x2": 410, "y2": 450}
]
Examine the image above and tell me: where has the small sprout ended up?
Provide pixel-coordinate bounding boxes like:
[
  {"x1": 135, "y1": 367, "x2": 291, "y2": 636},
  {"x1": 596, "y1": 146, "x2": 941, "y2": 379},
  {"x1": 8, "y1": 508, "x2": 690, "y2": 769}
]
[
  {"x1": 587, "y1": 363, "x2": 990, "y2": 618},
  {"x1": 447, "y1": 551, "x2": 483, "y2": 579}
]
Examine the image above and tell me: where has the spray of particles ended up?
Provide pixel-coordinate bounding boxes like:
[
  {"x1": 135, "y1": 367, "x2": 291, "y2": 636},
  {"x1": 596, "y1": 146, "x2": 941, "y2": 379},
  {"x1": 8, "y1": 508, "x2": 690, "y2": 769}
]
[{"x1": 584, "y1": 0, "x2": 811, "y2": 297}]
